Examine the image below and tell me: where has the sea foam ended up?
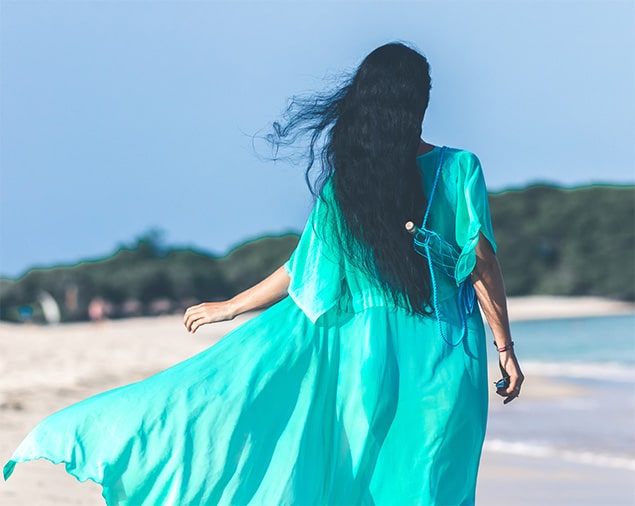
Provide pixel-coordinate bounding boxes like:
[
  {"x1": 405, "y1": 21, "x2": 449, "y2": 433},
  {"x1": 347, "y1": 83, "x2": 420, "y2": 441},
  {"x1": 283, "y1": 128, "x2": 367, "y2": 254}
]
[{"x1": 484, "y1": 439, "x2": 635, "y2": 470}]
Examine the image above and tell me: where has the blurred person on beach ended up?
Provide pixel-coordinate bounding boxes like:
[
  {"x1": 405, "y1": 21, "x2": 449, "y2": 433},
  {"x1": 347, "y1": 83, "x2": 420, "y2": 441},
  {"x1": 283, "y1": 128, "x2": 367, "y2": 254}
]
[{"x1": 4, "y1": 42, "x2": 523, "y2": 505}]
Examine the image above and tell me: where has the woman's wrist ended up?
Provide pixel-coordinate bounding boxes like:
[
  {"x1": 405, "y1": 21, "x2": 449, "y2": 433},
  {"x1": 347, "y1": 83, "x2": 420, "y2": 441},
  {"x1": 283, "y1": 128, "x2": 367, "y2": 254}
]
[
  {"x1": 493, "y1": 340, "x2": 514, "y2": 352},
  {"x1": 225, "y1": 299, "x2": 240, "y2": 320}
]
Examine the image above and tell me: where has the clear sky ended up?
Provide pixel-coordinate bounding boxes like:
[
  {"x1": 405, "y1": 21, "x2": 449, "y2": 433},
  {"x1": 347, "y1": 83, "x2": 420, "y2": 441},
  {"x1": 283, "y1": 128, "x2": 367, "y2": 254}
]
[{"x1": 1, "y1": 0, "x2": 633, "y2": 278}]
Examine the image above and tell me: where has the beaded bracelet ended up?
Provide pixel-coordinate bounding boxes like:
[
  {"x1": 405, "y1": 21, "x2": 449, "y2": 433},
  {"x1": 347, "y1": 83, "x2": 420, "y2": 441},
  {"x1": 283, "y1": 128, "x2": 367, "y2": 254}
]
[{"x1": 493, "y1": 341, "x2": 514, "y2": 352}]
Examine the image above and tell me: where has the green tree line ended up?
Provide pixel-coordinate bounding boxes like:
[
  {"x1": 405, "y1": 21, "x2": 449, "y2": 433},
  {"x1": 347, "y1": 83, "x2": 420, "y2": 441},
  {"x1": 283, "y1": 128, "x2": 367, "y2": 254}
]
[
  {"x1": 1, "y1": 185, "x2": 633, "y2": 323},
  {"x1": 491, "y1": 184, "x2": 634, "y2": 300}
]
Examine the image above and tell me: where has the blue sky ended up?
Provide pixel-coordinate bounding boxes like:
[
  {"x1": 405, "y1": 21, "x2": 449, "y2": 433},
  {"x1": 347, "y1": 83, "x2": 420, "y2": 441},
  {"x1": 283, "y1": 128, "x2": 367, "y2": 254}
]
[{"x1": 1, "y1": 0, "x2": 633, "y2": 278}]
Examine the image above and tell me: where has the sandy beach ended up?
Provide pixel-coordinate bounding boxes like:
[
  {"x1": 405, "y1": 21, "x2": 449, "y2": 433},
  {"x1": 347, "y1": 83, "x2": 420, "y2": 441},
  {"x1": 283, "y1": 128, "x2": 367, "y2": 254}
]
[
  {"x1": 1, "y1": 296, "x2": 634, "y2": 505},
  {"x1": 505, "y1": 295, "x2": 635, "y2": 322}
]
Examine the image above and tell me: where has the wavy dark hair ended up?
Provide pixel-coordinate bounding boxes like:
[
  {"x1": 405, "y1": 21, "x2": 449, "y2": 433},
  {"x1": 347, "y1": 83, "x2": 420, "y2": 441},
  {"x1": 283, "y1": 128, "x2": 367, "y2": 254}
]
[{"x1": 269, "y1": 42, "x2": 433, "y2": 314}]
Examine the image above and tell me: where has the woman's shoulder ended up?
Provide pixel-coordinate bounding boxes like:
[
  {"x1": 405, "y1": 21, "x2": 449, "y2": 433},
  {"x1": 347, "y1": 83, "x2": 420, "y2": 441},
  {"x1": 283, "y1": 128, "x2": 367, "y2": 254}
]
[
  {"x1": 442, "y1": 146, "x2": 481, "y2": 166},
  {"x1": 440, "y1": 147, "x2": 484, "y2": 182},
  {"x1": 318, "y1": 176, "x2": 336, "y2": 201}
]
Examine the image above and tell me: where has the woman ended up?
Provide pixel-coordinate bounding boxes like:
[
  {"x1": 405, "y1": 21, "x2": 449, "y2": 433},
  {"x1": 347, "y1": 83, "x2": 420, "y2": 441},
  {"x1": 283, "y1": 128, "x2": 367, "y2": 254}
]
[{"x1": 4, "y1": 42, "x2": 523, "y2": 505}]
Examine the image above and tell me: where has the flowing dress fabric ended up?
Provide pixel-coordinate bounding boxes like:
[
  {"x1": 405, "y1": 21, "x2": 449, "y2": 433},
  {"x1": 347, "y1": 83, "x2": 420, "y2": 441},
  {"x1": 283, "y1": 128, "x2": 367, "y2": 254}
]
[{"x1": 4, "y1": 147, "x2": 496, "y2": 506}]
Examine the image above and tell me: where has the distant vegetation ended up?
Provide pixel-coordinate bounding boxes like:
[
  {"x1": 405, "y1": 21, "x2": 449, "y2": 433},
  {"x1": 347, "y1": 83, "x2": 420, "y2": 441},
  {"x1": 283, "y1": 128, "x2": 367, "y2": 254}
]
[
  {"x1": 491, "y1": 184, "x2": 634, "y2": 301},
  {"x1": 1, "y1": 185, "x2": 633, "y2": 323},
  {"x1": 0, "y1": 233, "x2": 299, "y2": 323}
]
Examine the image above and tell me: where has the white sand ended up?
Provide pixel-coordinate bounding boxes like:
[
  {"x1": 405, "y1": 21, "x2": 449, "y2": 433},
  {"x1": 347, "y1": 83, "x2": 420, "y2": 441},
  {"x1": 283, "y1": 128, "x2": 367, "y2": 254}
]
[
  {"x1": 1, "y1": 296, "x2": 633, "y2": 505},
  {"x1": 506, "y1": 295, "x2": 635, "y2": 321}
]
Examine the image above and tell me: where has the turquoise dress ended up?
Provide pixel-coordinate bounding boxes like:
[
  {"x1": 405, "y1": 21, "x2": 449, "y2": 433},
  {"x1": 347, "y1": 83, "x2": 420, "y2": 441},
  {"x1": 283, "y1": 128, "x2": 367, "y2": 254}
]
[{"x1": 3, "y1": 146, "x2": 497, "y2": 506}]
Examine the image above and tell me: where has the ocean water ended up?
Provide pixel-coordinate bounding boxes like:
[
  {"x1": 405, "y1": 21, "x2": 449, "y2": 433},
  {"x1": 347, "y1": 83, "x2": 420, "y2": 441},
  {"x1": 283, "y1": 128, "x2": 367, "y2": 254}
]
[
  {"x1": 503, "y1": 313, "x2": 635, "y2": 377},
  {"x1": 483, "y1": 313, "x2": 635, "y2": 471}
]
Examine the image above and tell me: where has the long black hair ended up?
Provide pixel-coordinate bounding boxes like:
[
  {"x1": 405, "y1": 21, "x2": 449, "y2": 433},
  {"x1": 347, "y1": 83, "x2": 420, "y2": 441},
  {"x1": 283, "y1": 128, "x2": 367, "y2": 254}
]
[{"x1": 269, "y1": 42, "x2": 433, "y2": 314}]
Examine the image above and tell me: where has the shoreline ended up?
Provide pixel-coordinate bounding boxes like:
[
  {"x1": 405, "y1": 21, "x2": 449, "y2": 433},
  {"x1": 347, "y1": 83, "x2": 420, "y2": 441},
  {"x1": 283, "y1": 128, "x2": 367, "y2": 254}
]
[
  {"x1": 0, "y1": 296, "x2": 633, "y2": 330},
  {"x1": 506, "y1": 295, "x2": 634, "y2": 322}
]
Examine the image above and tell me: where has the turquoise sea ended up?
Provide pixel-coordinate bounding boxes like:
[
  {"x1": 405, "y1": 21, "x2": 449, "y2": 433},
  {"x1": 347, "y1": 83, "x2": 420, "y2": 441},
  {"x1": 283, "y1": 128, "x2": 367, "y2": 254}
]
[{"x1": 484, "y1": 313, "x2": 635, "y2": 472}]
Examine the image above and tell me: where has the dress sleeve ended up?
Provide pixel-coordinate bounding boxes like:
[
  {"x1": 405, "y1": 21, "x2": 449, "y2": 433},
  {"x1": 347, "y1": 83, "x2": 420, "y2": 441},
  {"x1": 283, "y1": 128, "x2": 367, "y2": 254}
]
[
  {"x1": 454, "y1": 153, "x2": 497, "y2": 285},
  {"x1": 283, "y1": 180, "x2": 344, "y2": 323}
]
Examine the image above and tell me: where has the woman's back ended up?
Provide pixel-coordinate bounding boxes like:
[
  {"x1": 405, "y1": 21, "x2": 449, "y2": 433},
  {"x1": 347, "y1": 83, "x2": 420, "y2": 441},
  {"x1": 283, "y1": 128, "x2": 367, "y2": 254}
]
[{"x1": 285, "y1": 146, "x2": 496, "y2": 334}]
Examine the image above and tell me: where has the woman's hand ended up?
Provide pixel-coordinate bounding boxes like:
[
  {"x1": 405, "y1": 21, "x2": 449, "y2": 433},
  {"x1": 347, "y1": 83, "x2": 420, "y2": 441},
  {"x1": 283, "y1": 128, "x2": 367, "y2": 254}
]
[
  {"x1": 183, "y1": 266, "x2": 291, "y2": 334},
  {"x1": 496, "y1": 349, "x2": 524, "y2": 404},
  {"x1": 183, "y1": 301, "x2": 235, "y2": 334}
]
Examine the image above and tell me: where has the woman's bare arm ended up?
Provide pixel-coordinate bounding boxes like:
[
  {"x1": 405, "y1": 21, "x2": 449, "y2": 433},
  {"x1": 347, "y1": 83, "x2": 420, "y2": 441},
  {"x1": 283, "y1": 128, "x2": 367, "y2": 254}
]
[
  {"x1": 470, "y1": 233, "x2": 524, "y2": 404},
  {"x1": 183, "y1": 266, "x2": 290, "y2": 334}
]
